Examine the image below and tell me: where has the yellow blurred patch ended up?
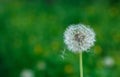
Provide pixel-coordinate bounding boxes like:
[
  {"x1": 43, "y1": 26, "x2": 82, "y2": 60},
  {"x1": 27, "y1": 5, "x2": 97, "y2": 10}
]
[
  {"x1": 13, "y1": 39, "x2": 22, "y2": 48},
  {"x1": 113, "y1": 33, "x2": 120, "y2": 43},
  {"x1": 11, "y1": 13, "x2": 34, "y2": 29},
  {"x1": 43, "y1": 51, "x2": 50, "y2": 57},
  {"x1": 110, "y1": 7, "x2": 119, "y2": 17},
  {"x1": 29, "y1": 36, "x2": 36, "y2": 45},
  {"x1": 94, "y1": 45, "x2": 102, "y2": 55},
  {"x1": 51, "y1": 41, "x2": 60, "y2": 51},
  {"x1": 86, "y1": 6, "x2": 95, "y2": 16},
  {"x1": 64, "y1": 64, "x2": 73, "y2": 74},
  {"x1": 114, "y1": 54, "x2": 119, "y2": 66},
  {"x1": 34, "y1": 44, "x2": 42, "y2": 54},
  {"x1": 97, "y1": 59, "x2": 103, "y2": 69}
]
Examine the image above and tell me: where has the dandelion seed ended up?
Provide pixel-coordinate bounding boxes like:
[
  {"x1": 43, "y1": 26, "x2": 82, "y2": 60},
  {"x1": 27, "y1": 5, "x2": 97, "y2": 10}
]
[
  {"x1": 60, "y1": 48, "x2": 66, "y2": 60},
  {"x1": 64, "y1": 23, "x2": 95, "y2": 53},
  {"x1": 60, "y1": 55, "x2": 65, "y2": 60}
]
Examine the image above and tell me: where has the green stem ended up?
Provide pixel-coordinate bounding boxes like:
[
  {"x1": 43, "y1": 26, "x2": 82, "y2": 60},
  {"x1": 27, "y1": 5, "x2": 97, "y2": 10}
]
[{"x1": 80, "y1": 52, "x2": 83, "y2": 77}]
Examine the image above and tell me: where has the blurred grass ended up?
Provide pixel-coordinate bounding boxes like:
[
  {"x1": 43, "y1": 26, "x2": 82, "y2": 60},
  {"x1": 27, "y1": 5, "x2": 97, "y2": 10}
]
[{"x1": 0, "y1": 0, "x2": 120, "y2": 77}]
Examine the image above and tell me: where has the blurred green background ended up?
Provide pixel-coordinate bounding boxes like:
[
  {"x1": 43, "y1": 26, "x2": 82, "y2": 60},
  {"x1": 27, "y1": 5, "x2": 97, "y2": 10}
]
[{"x1": 0, "y1": 0, "x2": 120, "y2": 77}]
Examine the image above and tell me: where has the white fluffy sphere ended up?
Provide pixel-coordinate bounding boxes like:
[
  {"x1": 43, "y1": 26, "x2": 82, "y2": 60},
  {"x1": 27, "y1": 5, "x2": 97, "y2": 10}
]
[{"x1": 64, "y1": 23, "x2": 95, "y2": 53}]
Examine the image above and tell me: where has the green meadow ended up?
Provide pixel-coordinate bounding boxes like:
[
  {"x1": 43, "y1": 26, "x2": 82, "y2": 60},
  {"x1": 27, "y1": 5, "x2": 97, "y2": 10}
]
[{"x1": 0, "y1": 0, "x2": 120, "y2": 77}]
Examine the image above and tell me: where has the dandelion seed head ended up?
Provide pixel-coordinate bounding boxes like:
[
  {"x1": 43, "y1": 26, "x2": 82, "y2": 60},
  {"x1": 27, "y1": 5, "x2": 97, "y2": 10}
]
[{"x1": 64, "y1": 23, "x2": 95, "y2": 53}]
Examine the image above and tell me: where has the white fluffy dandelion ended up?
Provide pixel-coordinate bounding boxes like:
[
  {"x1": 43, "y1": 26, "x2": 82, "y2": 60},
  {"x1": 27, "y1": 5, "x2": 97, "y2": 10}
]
[
  {"x1": 64, "y1": 23, "x2": 96, "y2": 77},
  {"x1": 64, "y1": 23, "x2": 95, "y2": 53}
]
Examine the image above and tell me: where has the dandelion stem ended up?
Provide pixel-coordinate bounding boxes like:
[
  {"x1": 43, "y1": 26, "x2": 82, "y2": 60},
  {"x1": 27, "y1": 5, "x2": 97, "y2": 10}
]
[{"x1": 80, "y1": 52, "x2": 83, "y2": 77}]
